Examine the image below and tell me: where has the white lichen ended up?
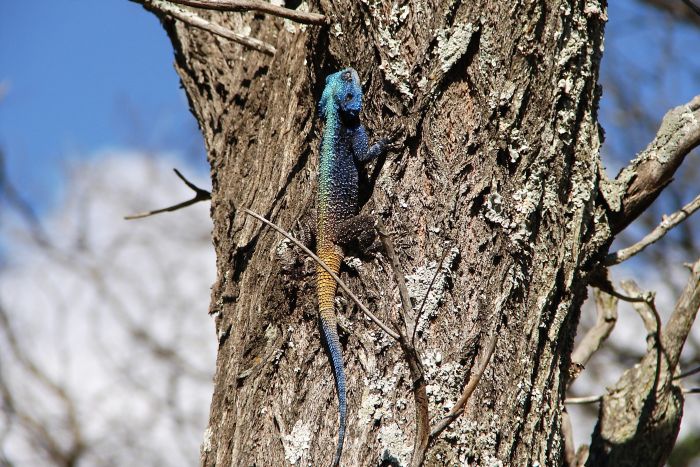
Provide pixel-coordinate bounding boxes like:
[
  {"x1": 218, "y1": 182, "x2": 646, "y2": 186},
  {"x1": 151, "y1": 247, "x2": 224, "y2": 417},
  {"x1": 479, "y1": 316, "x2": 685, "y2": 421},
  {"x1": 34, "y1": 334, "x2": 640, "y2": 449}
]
[
  {"x1": 378, "y1": 422, "x2": 411, "y2": 466},
  {"x1": 282, "y1": 420, "x2": 312, "y2": 465},
  {"x1": 436, "y1": 23, "x2": 475, "y2": 73}
]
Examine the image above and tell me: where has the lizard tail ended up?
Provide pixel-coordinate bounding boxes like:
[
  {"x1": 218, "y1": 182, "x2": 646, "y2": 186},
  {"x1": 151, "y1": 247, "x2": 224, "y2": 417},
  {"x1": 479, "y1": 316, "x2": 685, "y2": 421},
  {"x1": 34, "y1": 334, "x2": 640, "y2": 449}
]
[
  {"x1": 317, "y1": 248, "x2": 345, "y2": 466},
  {"x1": 320, "y1": 311, "x2": 346, "y2": 467}
]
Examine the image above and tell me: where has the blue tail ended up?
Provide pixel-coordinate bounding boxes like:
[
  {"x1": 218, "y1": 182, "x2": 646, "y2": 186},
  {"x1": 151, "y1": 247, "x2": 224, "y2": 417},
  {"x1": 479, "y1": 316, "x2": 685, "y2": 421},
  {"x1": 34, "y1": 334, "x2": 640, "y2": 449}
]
[{"x1": 320, "y1": 317, "x2": 346, "y2": 467}]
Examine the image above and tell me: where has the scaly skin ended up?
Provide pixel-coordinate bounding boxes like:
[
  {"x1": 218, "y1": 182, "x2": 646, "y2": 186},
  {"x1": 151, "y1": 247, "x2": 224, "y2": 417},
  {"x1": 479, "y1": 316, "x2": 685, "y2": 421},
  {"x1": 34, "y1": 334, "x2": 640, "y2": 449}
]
[{"x1": 316, "y1": 68, "x2": 385, "y2": 466}]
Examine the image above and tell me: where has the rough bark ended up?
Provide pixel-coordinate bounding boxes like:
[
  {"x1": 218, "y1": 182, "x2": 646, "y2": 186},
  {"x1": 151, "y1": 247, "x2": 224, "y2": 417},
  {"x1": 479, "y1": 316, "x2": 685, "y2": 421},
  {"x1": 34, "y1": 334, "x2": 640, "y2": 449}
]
[{"x1": 140, "y1": 0, "x2": 661, "y2": 465}]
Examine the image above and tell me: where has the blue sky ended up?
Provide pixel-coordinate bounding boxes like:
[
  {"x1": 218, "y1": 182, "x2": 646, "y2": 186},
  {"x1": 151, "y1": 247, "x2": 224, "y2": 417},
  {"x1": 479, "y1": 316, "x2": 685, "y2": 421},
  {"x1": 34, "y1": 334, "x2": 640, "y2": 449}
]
[
  {"x1": 0, "y1": 0, "x2": 204, "y2": 213},
  {"x1": 0, "y1": 0, "x2": 698, "y2": 213}
]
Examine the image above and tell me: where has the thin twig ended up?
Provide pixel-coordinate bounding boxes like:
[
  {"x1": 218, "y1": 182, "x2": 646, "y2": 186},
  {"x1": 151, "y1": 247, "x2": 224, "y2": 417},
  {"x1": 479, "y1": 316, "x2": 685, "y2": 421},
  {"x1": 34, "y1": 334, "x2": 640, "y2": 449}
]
[
  {"x1": 565, "y1": 395, "x2": 603, "y2": 404},
  {"x1": 412, "y1": 247, "x2": 451, "y2": 345},
  {"x1": 674, "y1": 364, "x2": 700, "y2": 380},
  {"x1": 242, "y1": 209, "x2": 399, "y2": 339},
  {"x1": 167, "y1": 0, "x2": 327, "y2": 24},
  {"x1": 429, "y1": 331, "x2": 498, "y2": 439},
  {"x1": 125, "y1": 169, "x2": 399, "y2": 340},
  {"x1": 375, "y1": 220, "x2": 414, "y2": 333},
  {"x1": 566, "y1": 387, "x2": 700, "y2": 404},
  {"x1": 140, "y1": 0, "x2": 276, "y2": 55},
  {"x1": 606, "y1": 193, "x2": 700, "y2": 265}
]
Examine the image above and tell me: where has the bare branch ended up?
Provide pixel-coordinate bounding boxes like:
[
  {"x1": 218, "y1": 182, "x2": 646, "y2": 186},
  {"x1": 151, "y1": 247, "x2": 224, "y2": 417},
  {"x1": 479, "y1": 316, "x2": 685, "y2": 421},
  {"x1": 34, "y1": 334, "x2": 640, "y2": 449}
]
[
  {"x1": 138, "y1": 0, "x2": 276, "y2": 55},
  {"x1": 620, "y1": 281, "x2": 660, "y2": 339},
  {"x1": 606, "y1": 95, "x2": 700, "y2": 234},
  {"x1": 570, "y1": 289, "x2": 618, "y2": 377},
  {"x1": 429, "y1": 331, "x2": 498, "y2": 439},
  {"x1": 166, "y1": 0, "x2": 327, "y2": 25},
  {"x1": 662, "y1": 258, "x2": 700, "y2": 370},
  {"x1": 682, "y1": 0, "x2": 700, "y2": 17},
  {"x1": 606, "y1": 193, "x2": 700, "y2": 265},
  {"x1": 124, "y1": 169, "x2": 211, "y2": 219}
]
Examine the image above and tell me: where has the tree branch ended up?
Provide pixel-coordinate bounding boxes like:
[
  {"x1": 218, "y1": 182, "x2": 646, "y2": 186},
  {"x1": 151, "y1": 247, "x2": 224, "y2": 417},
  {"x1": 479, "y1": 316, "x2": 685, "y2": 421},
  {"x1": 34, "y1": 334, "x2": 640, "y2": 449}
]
[
  {"x1": 606, "y1": 193, "x2": 700, "y2": 265},
  {"x1": 138, "y1": 0, "x2": 276, "y2": 55},
  {"x1": 166, "y1": 0, "x2": 327, "y2": 24},
  {"x1": 605, "y1": 95, "x2": 700, "y2": 234}
]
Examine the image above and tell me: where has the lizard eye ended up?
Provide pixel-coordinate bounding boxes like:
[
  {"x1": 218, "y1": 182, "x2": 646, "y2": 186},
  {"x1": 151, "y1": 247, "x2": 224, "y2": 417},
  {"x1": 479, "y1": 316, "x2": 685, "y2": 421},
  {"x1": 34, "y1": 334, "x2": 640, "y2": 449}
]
[
  {"x1": 341, "y1": 71, "x2": 352, "y2": 82},
  {"x1": 345, "y1": 93, "x2": 353, "y2": 102}
]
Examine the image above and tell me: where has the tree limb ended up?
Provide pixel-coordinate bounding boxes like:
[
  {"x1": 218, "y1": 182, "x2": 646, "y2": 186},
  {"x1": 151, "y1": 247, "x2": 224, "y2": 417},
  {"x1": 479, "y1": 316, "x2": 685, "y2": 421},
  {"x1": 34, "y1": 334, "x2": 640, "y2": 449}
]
[
  {"x1": 137, "y1": 0, "x2": 276, "y2": 55},
  {"x1": 604, "y1": 95, "x2": 700, "y2": 234},
  {"x1": 166, "y1": 0, "x2": 327, "y2": 24}
]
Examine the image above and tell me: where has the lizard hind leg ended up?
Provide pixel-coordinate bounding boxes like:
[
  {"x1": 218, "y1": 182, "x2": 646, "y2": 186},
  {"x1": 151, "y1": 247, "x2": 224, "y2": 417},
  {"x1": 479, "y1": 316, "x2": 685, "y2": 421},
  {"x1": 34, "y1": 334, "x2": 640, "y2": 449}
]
[{"x1": 336, "y1": 214, "x2": 377, "y2": 256}]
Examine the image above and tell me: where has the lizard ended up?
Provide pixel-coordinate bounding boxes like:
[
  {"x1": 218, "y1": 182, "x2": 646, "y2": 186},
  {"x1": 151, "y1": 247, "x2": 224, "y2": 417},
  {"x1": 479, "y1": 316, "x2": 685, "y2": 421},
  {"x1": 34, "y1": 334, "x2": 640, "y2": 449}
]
[{"x1": 315, "y1": 68, "x2": 387, "y2": 466}]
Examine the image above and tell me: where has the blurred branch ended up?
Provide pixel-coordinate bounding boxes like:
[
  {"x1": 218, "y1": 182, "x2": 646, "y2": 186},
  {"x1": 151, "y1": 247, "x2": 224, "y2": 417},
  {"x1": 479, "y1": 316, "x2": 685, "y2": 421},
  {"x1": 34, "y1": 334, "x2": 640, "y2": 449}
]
[
  {"x1": 570, "y1": 289, "x2": 618, "y2": 382},
  {"x1": 137, "y1": 0, "x2": 276, "y2": 55},
  {"x1": 167, "y1": 0, "x2": 327, "y2": 24},
  {"x1": 125, "y1": 168, "x2": 211, "y2": 220},
  {"x1": 606, "y1": 193, "x2": 700, "y2": 265},
  {"x1": 642, "y1": 0, "x2": 700, "y2": 25},
  {"x1": 604, "y1": 95, "x2": 700, "y2": 234},
  {"x1": 0, "y1": 150, "x2": 51, "y2": 248},
  {"x1": 662, "y1": 258, "x2": 700, "y2": 370},
  {"x1": 675, "y1": 364, "x2": 700, "y2": 380}
]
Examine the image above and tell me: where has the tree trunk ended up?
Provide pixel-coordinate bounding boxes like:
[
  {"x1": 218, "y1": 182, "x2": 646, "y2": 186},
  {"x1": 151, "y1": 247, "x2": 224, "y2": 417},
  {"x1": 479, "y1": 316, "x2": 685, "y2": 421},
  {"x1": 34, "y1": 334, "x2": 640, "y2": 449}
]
[{"x1": 150, "y1": 1, "x2": 611, "y2": 465}]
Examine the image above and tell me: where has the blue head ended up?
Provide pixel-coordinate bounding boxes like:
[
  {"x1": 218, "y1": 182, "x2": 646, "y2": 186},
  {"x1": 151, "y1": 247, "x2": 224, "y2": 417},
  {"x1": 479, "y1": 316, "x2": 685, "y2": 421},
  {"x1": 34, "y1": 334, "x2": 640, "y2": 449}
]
[{"x1": 318, "y1": 68, "x2": 363, "y2": 121}]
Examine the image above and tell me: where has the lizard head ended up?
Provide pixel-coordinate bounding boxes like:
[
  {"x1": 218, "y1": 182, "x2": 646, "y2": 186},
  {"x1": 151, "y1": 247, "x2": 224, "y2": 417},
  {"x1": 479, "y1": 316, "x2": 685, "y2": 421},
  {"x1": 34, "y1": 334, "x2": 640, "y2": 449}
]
[{"x1": 318, "y1": 68, "x2": 363, "y2": 121}]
